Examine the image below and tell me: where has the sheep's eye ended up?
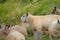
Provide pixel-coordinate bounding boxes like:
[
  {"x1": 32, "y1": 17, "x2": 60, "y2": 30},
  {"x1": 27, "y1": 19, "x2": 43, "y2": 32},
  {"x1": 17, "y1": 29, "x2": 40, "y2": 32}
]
[{"x1": 23, "y1": 16, "x2": 25, "y2": 17}]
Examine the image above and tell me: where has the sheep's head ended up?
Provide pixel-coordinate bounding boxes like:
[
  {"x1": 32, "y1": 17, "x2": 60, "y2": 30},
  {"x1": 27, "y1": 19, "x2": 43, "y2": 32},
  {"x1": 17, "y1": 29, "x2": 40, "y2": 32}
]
[
  {"x1": 53, "y1": 20, "x2": 60, "y2": 37},
  {"x1": 20, "y1": 12, "x2": 30, "y2": 23},
  {"x1": 52, "y1": 7, "x2": 60, "y2": 15},
  {"x1": 52, "y1": 6, "x2": 56, "y2": 14},
  {"x1": 57, "y1": 20, "x2": 60, "y2": 24},
  {"x1": 55, "y1": 20, "x2": 60, "y2": 31},
  {"x1": 2, "y1": 25, "x2": 10, "y2": 34}
]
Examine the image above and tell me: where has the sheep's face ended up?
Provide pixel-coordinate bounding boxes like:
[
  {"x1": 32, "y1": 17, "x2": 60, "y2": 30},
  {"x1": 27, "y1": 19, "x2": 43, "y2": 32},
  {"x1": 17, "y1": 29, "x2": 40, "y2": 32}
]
[
  {"x1": 2, "y1": 25, "x2": 10, "y2": 34},
  {"x1": 55, "y1": 20, "x2": 60, "y2": 31},
  {"x1": 20, "y1": 12, "x2": 30, "y2": 23},
  {"x1": 54, "y1": 25, "x2": 60, "y2": 37}
]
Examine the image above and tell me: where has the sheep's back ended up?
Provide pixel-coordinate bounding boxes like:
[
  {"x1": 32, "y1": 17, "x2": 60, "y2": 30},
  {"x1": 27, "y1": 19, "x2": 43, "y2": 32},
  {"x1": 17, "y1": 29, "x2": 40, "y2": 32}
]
[
  {"x1": 6, "y1": 30, "x2": 25, "y2": 40},
  {"x1": 12, "y1": 25, "x2": 27, "y2": 36}
]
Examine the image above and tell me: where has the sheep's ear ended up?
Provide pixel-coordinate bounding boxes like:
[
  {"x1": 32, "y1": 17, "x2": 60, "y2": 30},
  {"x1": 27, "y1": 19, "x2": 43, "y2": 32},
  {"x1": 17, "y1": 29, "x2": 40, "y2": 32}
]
[
  {"x1": 57, "y1": 20, "x2": 60, "y2": 23},
  {"x1": 8, "y1": 25, "x2": 10, "y2": 28},
  {"x1": 5, "y1": 25, "x2": 10, "y2": 29},
  {"x1": 2, "y1": 24, "x2": 10, "y2": 34},
  {"x1": 54, "y1": 6, "x2": 56, "y2": 10},
  {"x1": 0, "y1": 25, "x2": 2, "y2": 29},
  {"x1": 26, "y1": 12, "x2": 30, "y2": 16},
  {"x1": 52, "y1": 6, "x2": 57, "y2": 14},
  {"x1": 53, "y1": 6, "x2": 56, "y2": 11}
]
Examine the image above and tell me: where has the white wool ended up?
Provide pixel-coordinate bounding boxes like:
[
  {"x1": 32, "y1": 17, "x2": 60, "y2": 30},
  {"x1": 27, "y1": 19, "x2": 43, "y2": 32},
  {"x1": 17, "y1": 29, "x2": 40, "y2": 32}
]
[
  {"x1": 12, "y1": 25, "x2": 20, "y2": 28},
  {"x1": 10, "y1": 25, "x2": 27, "y2": 36},
  {"x1": 49, "y1": 20, "x2": 57, "y2": 31},
  {"x1": 25, "y1": 23, "x2": 29, "y2": 27},
  {"x1": 6, "y1": 30, "x2": 25, "y2": 40}
]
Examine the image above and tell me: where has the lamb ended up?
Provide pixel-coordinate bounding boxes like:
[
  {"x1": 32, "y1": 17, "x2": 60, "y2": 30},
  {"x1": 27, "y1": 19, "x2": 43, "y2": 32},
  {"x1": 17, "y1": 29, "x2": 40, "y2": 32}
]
[
  {"x1": 49, "y1": 20, "x2": 60, "y2": 40},
  {"x1": 2, "y1": 25, "x2": 25, "y2": 40},
  {"x1": 21, "y1": 12, "x2": 60, "y2": 40}
]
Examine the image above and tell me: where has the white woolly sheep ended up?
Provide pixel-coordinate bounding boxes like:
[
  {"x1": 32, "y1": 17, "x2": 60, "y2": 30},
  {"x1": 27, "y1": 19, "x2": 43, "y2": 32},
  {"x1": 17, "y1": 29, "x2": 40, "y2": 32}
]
[
  {"x1": 2, "y1": 25, "x2": 25, "y2": 40},
  {"x1": 2, "y1": 20, "x2": 28, "y2": 36},
  {"x1": 21, "y1": 12, "x2": 60, "y2": 40}
]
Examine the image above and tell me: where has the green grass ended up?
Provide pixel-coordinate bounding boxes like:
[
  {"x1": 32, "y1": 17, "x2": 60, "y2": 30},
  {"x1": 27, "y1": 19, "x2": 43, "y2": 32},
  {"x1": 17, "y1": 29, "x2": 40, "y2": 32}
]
[
  {"x1": 26, "y1": 35, "x2": 33, "y2": 40},
  {"x1": 0, "y1": 0, "x2": 60, "y2": 40},
  {"x1": 0, "y1": 0, "x2": 60, "y2": 25},
  {"x1": 25, "y1": 34, "x2": 58, "y2": 40}
]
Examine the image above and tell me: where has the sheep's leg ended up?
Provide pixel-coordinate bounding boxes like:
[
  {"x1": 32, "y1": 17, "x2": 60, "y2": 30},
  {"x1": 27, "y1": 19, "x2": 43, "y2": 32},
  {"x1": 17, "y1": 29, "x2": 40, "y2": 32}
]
[
  {"x1": 34, "y1": 31, "x2": 38, "y2": 40},
  {"x1": 37, "y1": 31, "x2": 42, "y2": 40},
  {"x1": 34, "y1": 31, "x2": 42, "y2": 40},
  {"x1": 49, "y1": 33, "x2": 53, "y2": 40}
]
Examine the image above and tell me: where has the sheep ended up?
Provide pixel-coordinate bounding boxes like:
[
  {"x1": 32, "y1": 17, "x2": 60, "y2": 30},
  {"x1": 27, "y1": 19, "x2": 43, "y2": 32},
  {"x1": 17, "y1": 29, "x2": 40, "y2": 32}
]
[
  {"x1": 7, "y1": 21, "x2": 28, "y2": 36},
  {"x1": 48, "y1": 20, "x2": 60, "y2": 40},
  {"x1": 2, "y1": 20, "x2": 28, "y2": 36},
  {"x1": 21, "y1": 12, "x2": 60, "y2": 40},
  {"x1": 52, "y1": 7, "x2": 60, "y2": 15},
  {"x1": 2, "y1": 25, "x2": 25, "y2": 40},
  {"x1": 0, "y1": 21, "x2": 28, "y2": 39}
]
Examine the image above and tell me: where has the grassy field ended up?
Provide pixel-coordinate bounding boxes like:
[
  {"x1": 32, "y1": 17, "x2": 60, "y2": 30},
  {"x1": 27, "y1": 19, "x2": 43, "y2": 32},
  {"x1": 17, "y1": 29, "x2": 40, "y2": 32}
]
[
  {"x1": 0, "y1": 0, "x2": 60, "y2": 25},
  {"x1": 0, "y1": 0, "x2": 60, "y2": 40}
]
